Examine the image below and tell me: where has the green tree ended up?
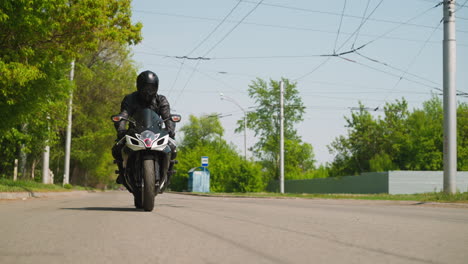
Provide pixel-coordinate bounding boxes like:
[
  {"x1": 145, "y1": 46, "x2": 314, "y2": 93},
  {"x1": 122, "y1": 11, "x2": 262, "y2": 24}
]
[
  {"x1": 238, "y1": 77, "x2": 316, "y2": 181},
  {"x1": 458, "y1": 103, "x2": 468, "y2": 171},
  {"x1": 0, "y1": 0, "x2": 142, "y2": 181},
  {"x1": 328, "y1": 102, "x2": 382, "y2": 176},
  {"x1": 380, "y1": 99, "x2": 411, "y2": 167},
  {"x1": 0, "y1": 0, "x2": 142, "y2": 132},
  {"x1": 404, "y1": 97, "x2": 443, "y2": 170},
  {"x1": 328, "y1": 96, "x2": 468, "y2": 176},
  {"x1": 179, "y1": 114, "x2": 224, "y2": 149},
  {"x1": 61, "y1": 41, "x2": 138, "y2": 185},
  {"x1": 172, "y1": 114, "x2": 265, "y2": 192}
]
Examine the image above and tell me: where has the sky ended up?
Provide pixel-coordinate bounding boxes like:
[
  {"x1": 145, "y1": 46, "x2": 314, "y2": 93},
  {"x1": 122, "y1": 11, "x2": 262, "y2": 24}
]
[{"x1": 130, "y1": 0, "x2": 468, "y2": 165}]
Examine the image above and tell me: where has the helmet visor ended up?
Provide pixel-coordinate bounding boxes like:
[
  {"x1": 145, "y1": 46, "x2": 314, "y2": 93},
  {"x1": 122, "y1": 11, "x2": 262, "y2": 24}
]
[
  {"x1": 141, "y1": 83, "x2": 157, "y2": 95},
  {"x1": 140, "y1": 83, "x2": 157, "y2": 102}
]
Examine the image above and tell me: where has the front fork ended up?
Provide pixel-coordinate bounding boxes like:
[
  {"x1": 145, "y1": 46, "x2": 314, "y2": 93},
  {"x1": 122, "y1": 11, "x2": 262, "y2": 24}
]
[
  {"x1": 142, "y1": 150, "x2": 170, "y2": 187},
  {"x1": 121, "y1": 148, "x2": 171, "y2": 193}
]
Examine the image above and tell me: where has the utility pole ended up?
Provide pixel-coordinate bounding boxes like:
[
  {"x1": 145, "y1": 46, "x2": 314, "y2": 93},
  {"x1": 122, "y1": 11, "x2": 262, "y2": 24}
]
[
  {"x1": 279, "y1": 81, "x2": 285, "y2": 194},
  {"x1": 443, "y1": 0, "x2": 457, "y2": 194},
  {"x1": 42, "y1": 115, "x2": 51, "y2": 184},
  {"x1": 42, "y1": 141, "x2": 50, "y2": 184},
  {"x1": 243, "y1": 116, "x2": 247, "y2": 159},
  {"x1": 64, "y1": 60, "x2": 75, "y2": 185},
  {"x1": 220, "y1": 93, "x2": 247, "y2": 159},
  {"x1": 19, "y1": 124, "x2": 28, "y2": 178},
  {"x1": 13, "y1": 159, "x2": 18, "y2": 181}
]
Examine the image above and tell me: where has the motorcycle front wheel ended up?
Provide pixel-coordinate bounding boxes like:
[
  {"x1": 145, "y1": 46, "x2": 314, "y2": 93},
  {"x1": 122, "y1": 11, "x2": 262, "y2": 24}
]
[{"x1": 142, "y1": 159, "x2": 157, "y2": 211}]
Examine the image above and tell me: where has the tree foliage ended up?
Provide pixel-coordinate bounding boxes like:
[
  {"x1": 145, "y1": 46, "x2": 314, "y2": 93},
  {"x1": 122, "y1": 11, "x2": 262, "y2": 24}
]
[
  {"x1": 62, "y1": 42, "x2": 138, "y2": 185},
  {"x1": 238, "y1": 78, "x2": 316, "y2": 180},
  {"x1": 328, "y1": 97, "x2": 468, "y2": 176},
  {"x1": 171, "y1": 114, "x2": 265, "y2": 192},
  {"x1": 0, "y1": 0, "x2": 142, "y2": 131},
  {"x1": 0, "y1": 0, "x2": 141, "y2": 183},
  {"x1": 179, "y1": 114, "x2": 224, "y2": 149}
]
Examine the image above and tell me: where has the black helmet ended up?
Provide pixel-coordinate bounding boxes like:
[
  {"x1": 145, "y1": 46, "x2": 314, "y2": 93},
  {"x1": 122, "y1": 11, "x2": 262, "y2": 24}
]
[{"x1": 136, "y1": 70, "x2": 159, "y2": 103}]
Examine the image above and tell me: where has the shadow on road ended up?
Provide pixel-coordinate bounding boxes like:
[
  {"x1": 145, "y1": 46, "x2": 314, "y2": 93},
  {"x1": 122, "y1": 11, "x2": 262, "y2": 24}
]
[{"x1": 61, "y1": 207, "x2": 138, "y2": 212}]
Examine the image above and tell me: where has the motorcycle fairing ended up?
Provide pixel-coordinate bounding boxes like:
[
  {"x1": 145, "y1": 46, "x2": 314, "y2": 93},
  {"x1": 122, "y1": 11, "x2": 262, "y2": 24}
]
[{"x1": 125, "y1": 132, "x2": 170, "y2": 151}]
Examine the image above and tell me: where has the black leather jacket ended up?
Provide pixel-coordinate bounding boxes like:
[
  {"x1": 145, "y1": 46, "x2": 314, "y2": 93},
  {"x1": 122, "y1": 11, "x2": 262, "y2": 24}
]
[{"x1": 114, "y1": 91, "x2": 175, "y2": 137}]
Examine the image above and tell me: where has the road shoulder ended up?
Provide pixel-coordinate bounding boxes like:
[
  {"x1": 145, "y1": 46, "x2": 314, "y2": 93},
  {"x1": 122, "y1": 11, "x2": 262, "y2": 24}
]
[
  {"x1": 0, "y1": 190, "x2": 93, "y2": 200},
  {"x1": 169, "y1": 191, "x2": 468, "y2": 209}
]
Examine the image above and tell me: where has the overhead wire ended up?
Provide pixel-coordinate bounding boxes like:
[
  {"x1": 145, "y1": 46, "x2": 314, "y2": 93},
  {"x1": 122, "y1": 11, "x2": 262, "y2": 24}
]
[
  {"x1": 147, "y1": 2, "x2": 456, "y2": 88},
  {"x1": 212, "y1": 54, "x2": 324, "y2": 59},
  {"x1": 136, "y1": 28, "x2": 468, "y2": 60},
  {"x1": 170, "y1": 0, "x2": 244, "y2": 104},
  {"x1": 296, "y1": 0, "x2": 412, "y2": 82},
  {"x1": 236, "y1": 0, "x2": 468, "y2": 32},
  {"x1": 132, "y1": 7, "x2": 465, "y2": 34},
  {"x1": 292, "y1": 43, "x2": 368, "y2": 81},
  {"x1": 201, "y1": 0, "x2": 264, "y2": 57},
  {"x1": 174, "y1": 60, "x2": 201, "y2": 105},
  {"x1": 143, "y1": 57, "x2": 261, "y2": 84},
  {"x1": 132, "y1": 11, "x2": 468, "y2": 60},
  {"x1": 352, "y1": 0, "x2": 372, "y2": 49},
  {"x1": 455, "y1": 0, "x2": 468, "y2": 12},
  {"x1": 167, "y1": 58, "x2": 447, "y2": 100},
  {"x1": 311, "y1": 1, "x2": 444, "y2": 97},
  {"x1": 293, "y1": 57, "x2": 332, "y2": 81},
  {"x1": 164, "y1": 50, "x2": 264, "y2": 103},
  {"x1": 173, "y1": 0, "x2": 264, "y2": 107},
  {"x1": 333, "y1": 0, "x2": 347, "y2": 54},
  {"x1": 182, "y1": 61, "x2": 240, "y2": 93},
  {"x1": 339, "y1": 56, "x2": 441, "y2": 91},
  {"x1": 170, "y1": 55, "x2": 248, "y2": 106},
  {"x1": 339, "y1": 0, "x2": 384, "y2": 52},
  {"x1": 359, "y1": 2, "x2": 443, "y2": 47},
  {"x1": 167, "y1": 58, "x2": 186, "y2": 98},
  {"x1": 375, "y1": 17, "x2": 443, "y2": 109},
  {"x1": 139, "y1": 1, "x2": 465, "y2": 107},
  {"x1": 355, "y1": 52, "x2": 440, "y2": 86},
  {"x1": 186, "y1": 0, "x2": 243, "y2": 56}
]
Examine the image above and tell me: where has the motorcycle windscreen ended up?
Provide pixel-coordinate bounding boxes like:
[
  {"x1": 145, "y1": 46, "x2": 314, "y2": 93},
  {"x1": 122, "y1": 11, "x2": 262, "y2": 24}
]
[{"x1": 133, "y1": 108, "x2": 162, "y2": 132}]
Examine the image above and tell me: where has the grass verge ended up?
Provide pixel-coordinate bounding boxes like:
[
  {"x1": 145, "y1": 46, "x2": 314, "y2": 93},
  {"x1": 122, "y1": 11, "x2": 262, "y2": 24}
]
[
  {"x1": 184, "y1": 192, "x2": 468, "y2": 203},
  {"x1": 0, "y1": 179, "x2": 94, "y2": 193}
]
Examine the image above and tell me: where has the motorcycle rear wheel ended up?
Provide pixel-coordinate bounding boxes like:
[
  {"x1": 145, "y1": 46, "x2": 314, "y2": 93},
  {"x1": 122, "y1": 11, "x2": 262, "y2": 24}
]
[{"x1": 143, "y1": 159, "x2": 156, "y2": 211}]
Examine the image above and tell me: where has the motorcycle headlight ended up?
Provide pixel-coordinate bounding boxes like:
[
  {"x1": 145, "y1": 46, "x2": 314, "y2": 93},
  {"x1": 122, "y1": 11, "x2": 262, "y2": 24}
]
[{"x1": 137, "y1": 131, "x2": 159, "y2": 148}]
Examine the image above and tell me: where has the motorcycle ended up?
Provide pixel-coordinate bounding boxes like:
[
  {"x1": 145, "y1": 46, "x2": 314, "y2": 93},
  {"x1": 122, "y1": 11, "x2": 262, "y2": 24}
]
[{"x1": 111, "y1": 108, "x2": 181, "y2": 211}]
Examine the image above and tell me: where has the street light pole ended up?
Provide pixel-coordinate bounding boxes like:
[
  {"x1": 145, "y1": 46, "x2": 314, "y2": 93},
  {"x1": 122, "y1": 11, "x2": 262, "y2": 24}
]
[
  {"x1": 64, "y1": 60, "x2": 75, "y2": 185},
  {"x1": 220, "y1": 93, "x2": 247, "y2": 159}
]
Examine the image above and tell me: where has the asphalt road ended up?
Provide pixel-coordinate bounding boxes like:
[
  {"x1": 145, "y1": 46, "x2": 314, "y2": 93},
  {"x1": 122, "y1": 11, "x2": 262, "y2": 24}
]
[{"x1": 1, "y1": 192, "x2": 467, "y2": 264}]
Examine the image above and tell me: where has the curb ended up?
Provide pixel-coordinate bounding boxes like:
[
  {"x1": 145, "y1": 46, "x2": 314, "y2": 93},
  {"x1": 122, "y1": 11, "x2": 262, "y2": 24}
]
[
  {"x1": 168, "y1": 192, "x2": 468, "y2": 208},
  {"x1": 168, "y1": 191, "x2": 301, "y2": 199},
  {"x1": 0, "y1": 190, "x2": 93, "y2": 200}
]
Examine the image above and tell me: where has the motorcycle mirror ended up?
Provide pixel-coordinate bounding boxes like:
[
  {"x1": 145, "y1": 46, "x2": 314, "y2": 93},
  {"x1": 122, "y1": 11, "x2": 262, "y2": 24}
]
[
  {"x1": 170, "y1": 114, "x2": 182, "y2": 123},
  {"x1": 111, "y1": 115, "x2": 122, "y2": 122}
]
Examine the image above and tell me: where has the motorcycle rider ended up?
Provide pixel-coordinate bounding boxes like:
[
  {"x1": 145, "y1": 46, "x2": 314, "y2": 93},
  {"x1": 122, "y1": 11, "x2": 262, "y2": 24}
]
[{"x1": 112, "y1": 70, "x2": 177, "y2": 184}]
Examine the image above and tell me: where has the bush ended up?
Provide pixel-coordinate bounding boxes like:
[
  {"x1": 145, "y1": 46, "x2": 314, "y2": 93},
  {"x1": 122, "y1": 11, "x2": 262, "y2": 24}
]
[
  {"x1": 63, "y1": 183, "x2": 73, "y2": 189},
  {"x1": 171, "y1": 142, "x2": 265, "y2": 192}
]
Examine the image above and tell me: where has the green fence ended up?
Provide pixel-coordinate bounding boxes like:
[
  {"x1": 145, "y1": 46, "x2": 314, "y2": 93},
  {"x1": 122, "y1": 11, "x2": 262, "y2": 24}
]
[{"x1": 266, "y1": 172, "x2": 389, "y2": 194}]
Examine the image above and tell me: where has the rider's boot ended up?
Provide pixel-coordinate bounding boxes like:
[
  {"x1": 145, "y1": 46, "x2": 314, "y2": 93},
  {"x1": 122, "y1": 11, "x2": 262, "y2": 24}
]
[
  {"x1": 167, "y1": 149, "x2": 178, "y2": 186},
  {"x1": 167, "y1": 159, "x2": 178, "y2": 185},
  {"x1": 114, "y1": 160, "x2": 124, "y2": 184}
]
